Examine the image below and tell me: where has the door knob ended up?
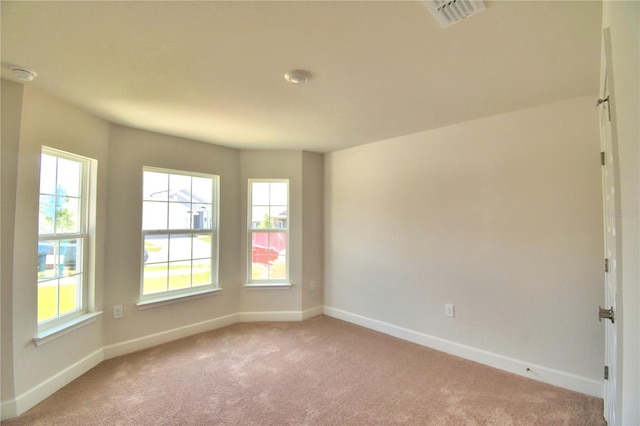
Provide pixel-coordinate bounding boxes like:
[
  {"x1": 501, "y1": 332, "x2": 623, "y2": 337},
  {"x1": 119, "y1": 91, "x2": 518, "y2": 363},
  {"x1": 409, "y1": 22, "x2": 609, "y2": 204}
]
[{"x1": 599, "y1": 306, "x2": 615, "y2": 323}]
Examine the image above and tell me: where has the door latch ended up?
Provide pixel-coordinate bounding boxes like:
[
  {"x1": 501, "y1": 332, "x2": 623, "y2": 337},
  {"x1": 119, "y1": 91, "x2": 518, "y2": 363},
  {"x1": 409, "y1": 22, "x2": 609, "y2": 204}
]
[{"x1": 599, "y1": 306, "x2": 615, "y2": 323}]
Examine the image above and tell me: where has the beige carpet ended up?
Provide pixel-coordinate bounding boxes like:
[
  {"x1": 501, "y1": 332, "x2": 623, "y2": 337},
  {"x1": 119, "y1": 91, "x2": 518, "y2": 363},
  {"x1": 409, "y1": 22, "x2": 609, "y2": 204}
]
[{"x1": 3, "y1": 316, "x2": 604, "y2": 425}]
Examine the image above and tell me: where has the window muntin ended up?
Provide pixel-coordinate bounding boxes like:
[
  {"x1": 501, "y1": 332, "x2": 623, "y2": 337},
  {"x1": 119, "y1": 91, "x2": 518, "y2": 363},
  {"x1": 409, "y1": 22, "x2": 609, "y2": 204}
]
[
  {"x1": 37, "y1": 149, "x2": 90, "y2": 327},
  {"x1": 248, "y1": 180, "x2": 289, "y2": 283},
  {"x1": 141, "y1": 168, "x2": 218, "y2": 300}
]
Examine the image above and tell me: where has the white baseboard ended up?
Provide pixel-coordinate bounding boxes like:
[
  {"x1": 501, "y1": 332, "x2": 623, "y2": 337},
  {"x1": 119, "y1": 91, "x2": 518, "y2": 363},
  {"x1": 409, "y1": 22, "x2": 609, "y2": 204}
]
[
  {"x1": 103, "y1": 313, "x2": 239, "y2": 359},
  {"x1": 4, "y1": 349, "x2": 104, "y2": 420},
  {"x1": 302, "y1": 306, "x2": 324, "y2": 320},
  {"x1": 323, "y1": 306, "x2": 603, "y2": 398},
  {"x1": 1, "y1": 398, "x2": 17, "y2": 421},
  {"x1": 239, "y1": 306, "x2": 324, "y2": 322}
]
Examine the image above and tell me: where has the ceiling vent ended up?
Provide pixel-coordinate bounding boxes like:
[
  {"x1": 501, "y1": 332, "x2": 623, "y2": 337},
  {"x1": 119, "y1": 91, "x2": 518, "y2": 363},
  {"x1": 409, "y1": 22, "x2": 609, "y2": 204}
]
[{"x1": 422, "y1": 0, "x2": 486, "y2": 28}]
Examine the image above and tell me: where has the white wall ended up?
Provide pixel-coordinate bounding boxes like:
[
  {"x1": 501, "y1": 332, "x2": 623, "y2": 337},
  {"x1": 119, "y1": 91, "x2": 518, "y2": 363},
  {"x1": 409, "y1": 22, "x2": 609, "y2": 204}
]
[
  {"x1": 325, "y1": 95, "x2": 604, "y2": 393},
  {"x1": 103, "y1": 125, "x2": 242, "y2": 347},
  {"x1": 1, "y1": 79, "x2": 24, "y2": 419},
  {"x1": 302, "y1": 151, "x2": 324, "y2": 311},
  {"x1": 239, "y1": 150, "x2": 304, "y2": 314},
  {"x1": 4, "y1": 85, "x2": 110, "y2": 416},
  {"x1": 238, "y1": 150, "x2": 324, "y2": 318},
  {"x1": 602, "y1": 1, "x2": 640, "y2": 423}
]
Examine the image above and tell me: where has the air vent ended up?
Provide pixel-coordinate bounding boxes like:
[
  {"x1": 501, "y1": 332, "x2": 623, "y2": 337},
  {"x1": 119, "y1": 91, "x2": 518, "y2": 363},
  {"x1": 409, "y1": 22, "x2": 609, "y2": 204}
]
[{"x1": 422, "y1": 0, "x2": 486, "y2": 28}]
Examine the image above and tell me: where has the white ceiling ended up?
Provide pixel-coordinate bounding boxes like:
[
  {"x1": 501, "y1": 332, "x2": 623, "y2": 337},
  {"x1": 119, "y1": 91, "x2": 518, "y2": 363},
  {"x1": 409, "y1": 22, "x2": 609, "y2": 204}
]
[{"x1": 1, "y1": 1, "x2": 602, "y2": 153}]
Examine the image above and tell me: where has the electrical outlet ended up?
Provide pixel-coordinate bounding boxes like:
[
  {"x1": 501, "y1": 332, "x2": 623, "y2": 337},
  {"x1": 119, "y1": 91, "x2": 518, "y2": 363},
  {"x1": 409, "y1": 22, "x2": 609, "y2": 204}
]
[
  {"x1": 445, "y1": 304, "x2": 455, "y2": 318},
  {"x1": 113, "y1": 304, "x2": 123, "y2": 319},
  {"x1": 310, "y1": 280, "x2": 316, "y2": 290}
]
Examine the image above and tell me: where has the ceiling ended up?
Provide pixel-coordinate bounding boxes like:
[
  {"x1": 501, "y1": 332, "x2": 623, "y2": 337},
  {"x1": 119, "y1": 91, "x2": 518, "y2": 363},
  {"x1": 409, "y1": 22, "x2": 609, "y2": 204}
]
[{"x1": 1, "y1": 1, "x2": 602, "y2": 153}]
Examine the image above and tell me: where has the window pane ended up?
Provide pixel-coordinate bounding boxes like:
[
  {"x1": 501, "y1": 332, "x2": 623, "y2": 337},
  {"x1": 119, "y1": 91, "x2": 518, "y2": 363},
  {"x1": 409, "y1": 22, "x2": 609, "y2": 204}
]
[
  {"x1": 193, "y1": 234, "x2": 212, "y2": 259},
  {"x1": 267, "y1": 232, "x2": 287, "y2": 255},
  {"x1": 37, "y1": 149, "x2": 91, "y2": 327},
  {"x1": 252, "y1": 206, "x2": 270, "y2": 229},
  {"x1": 168, "y1": 261, "x2": 191, "y2": 290},
  {"x1": 39, "y1": 154, "x2": 57, "y2": 195},
  {"x1": 270, "y1": 256, "x2": 287, "y2": 280},
  {"x1": 60, "y1": 239, "x2": 82, "y2": 276},
  {"x1": 192, "y1": 177, "x2": 212, "y2": 203},
  {"x1": 39, "y1": 195, "x2": 56, "y2": 234},
  {"x1": 251, "y1": 233, "x2": 280, "y2": 264},
  {"x1": 270, "y1": 206, "x2": 287, "y2": 229},
  {"x1": 169, "y1": 174, "x2": 191, "y2": 198},
  {"x1": 55, "y1": 196, "x2": 80, "y2": 233},
  {"x1": 142, "y1": 169, "x2": 217, "y2": 299},
  {"x1": 169, "y1": 234, "x2": 192, "y2": 261},
  {"x1": 58, "y1": 274, "x2": 81, "y2": 316},
  {"x1": 168, "y1": 202, "x2": 191, "y2": 229},
  {"x1": 143, "y1": 171, "x2": 169, "y2": 201},
  {"x1": 270, "y1": 182, "x2": 288, "y2": 205},
  {"x1": 145, "y1": 234, "x2": 169, "y2": 263},
  {"x1": 192, "y1": 204, "x2": 212, "y2": 230},
  {"x1": 38, "y1": 240, "x2": 57, "y2": 281},
  {"x1": 252, "y1": 182, "x2": 270, "y2": 205},
  {"x1": 143, "y1": 263, "x2": 168, "y2": 294},
  {"x1": 56, "y1": 158, "x2": 81, "y2": 197},
  {"x1": 38, "y1": 279, "x2": 59, "y2": 323},
  {"x1": 143, "y1": 201, "x2": 168, "y2": 230},
  {"x1": 192, "y1": 258, "x2": 211, "y2": 286}
]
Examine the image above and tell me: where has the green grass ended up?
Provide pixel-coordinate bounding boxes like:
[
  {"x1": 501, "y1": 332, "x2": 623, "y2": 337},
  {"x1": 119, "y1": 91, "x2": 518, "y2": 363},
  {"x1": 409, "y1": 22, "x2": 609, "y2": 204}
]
[
  {"x1": 143, "y1": 263, "x2": 212, "y2": 294},
  {"x1": 38, "y1": 282, "x2": 78, "y2": 323}
]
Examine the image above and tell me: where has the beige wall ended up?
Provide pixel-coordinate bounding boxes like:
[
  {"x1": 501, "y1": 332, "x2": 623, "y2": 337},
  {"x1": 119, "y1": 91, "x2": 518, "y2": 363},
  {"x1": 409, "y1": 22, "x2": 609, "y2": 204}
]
[
  {"x1": 325, "y1": 95, "x2": 604, "y2": 383},
  {"x1": 1, "y1": 79, "x2": 24, "y2": 412},
  {"x1": 302, "y1": 151, "x2": 324, "y2": 311},
  {"x1": 239, "y1": 150, "x2": 304, "y2": 313},
  {"x1": 103, "y1": 125, "x2": 242, "y2": 345},
  {"x1": 6, "y1": 85, "x2": 110, "y2": 407},
  {"x1": 602, "y1": 1, "x2": 640, "y2": 423},
  {"x1": 1, "y1": 88, "x2": 324, "y2": 419}
]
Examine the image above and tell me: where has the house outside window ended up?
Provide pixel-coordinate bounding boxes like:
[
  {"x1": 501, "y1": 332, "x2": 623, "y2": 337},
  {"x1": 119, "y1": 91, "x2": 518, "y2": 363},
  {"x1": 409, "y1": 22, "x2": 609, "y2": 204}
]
[
  {"x1": 37, "y1": 148, "x2": 92, "y2": 329},
  {"x1": 248, "y1": 179, "x2": 289, "y2": 283},
  {"x1": 141, "y1": 167, "x2": 219, "y2": 301}
]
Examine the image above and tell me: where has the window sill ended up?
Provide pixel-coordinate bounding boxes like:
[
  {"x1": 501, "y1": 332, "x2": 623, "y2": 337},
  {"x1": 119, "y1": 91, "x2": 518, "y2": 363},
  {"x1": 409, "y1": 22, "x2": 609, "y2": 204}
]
[
  {"x1": 137, "y1": 288, "x2": 222, "y2": 310},
  {"x1": 244, "y1": 282, "x2": 293, "y2": 290},
  {"x1": 34, "y1": 311, "x2": 103, "y2": 347}
]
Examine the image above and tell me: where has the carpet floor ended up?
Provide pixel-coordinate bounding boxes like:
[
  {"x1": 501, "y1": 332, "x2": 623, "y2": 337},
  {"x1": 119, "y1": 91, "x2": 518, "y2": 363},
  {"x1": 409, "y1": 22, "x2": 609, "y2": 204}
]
[{"x1": 3, "y1": 315, "x2": 605, "y2": 425}]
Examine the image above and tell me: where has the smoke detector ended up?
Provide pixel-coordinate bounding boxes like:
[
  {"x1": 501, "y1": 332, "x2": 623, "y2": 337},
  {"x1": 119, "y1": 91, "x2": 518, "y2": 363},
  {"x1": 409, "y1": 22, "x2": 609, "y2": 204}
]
[
  {"x1": 422, "y1": 0, "x2": 486, "y2": 28},
  {"x1": 284, "y1": 70, "x2": 312, "y2": 85},
  {"x1": 9, "y1": 66, "x2": 38, "y2": 82}
]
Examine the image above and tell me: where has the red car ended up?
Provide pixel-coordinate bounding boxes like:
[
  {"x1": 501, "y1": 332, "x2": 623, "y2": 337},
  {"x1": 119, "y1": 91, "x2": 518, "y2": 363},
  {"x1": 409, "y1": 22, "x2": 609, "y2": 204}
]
[{"x1": 252, "y1": 245, "x2": 279, "y2": 264}]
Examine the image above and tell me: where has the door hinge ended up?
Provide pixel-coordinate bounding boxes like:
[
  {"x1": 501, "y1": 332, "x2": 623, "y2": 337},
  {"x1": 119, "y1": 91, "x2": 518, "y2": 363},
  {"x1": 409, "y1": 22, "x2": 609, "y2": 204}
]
[
  {"x1": 596, "y1": 96, "x2": 609, "y2": 107},
  {"x1": 601, "y1": 152, "x2": 606, "y2": 166},
  {"x1": 604, "y1": 365, "x2": 609, "y2": 380},
  {"x1": 597, "y1": 96, "x2": 611, "y2": 121},
  {"x1": 605, "y1": 258, "x2": 609, "y2": 273}
]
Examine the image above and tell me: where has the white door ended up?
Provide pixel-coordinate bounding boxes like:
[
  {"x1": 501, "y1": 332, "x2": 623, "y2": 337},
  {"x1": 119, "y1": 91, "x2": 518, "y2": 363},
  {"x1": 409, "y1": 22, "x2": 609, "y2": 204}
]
[{"x1": 599, "y1": 29, "x2": 620, "y2": 426}]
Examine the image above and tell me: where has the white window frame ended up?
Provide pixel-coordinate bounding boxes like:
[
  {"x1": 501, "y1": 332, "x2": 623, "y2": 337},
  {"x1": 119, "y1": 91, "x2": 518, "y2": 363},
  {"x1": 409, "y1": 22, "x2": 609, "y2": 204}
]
[
  {"x1": 139, "y1": 167, "x2": 220, "y2": 305},
  {"x1": 37, "y1": 147, "x2": 93, "y2": 334},
  {"x1": 247, "y1": 179, "x2": 290, "y2": 285}
]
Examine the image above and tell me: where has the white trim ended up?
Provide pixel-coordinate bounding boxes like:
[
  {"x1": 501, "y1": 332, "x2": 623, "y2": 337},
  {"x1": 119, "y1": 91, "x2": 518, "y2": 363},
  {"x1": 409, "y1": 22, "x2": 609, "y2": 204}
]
[
  {"x1": 302, "y1": 306, "x2": 324, "y2": 320},
  {"x1": 1, "y1": 399, "x2": 17, "y2": 422},
  {"x1": 323, "y1": 306, "x2": 603, "y2": 398},
  {"x1": 238, "y1": 310, "x2": 304, "y2": 322},
  {"x1": 103, "y1": 313, "x2": 238, "y2": 359},
  {"x1": 243, "y1": 283, "x2": 292, "y2": 289},
  {"x1": 34, "y1": 311, "x2": 102, "y2": 346},
  {"x1": 137, "y1": 288, "x2": 221, "y2": 310},
  {"x1": 238, "y1": 306, "x2": 323, "y2": 322},
  {"x1": 8, "y1": 349, "x2": 103, "y2": 419}
]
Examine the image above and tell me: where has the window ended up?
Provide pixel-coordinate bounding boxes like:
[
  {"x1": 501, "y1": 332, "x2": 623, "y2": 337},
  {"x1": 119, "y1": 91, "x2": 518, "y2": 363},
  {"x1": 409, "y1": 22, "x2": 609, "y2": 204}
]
[
  {"x1": 141, "y1": 168, "x2": 219, "y2": 301},
  {"x1": 248, "y1": 180, "x2": 289, "y2": 283},
  {"x1": 37, "y1": 148, "x2": 91, "y2": 328}
]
